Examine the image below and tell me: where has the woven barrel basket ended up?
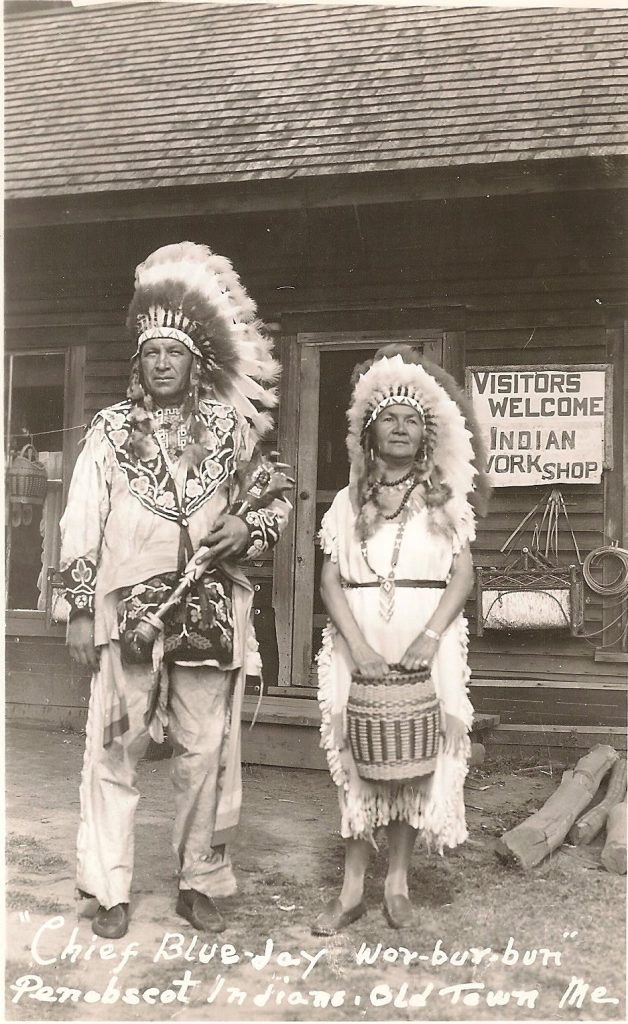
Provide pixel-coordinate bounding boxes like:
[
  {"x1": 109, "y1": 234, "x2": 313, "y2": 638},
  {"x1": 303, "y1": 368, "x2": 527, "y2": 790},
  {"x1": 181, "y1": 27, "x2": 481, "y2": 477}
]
[
  {"x1": 347, "y1": 664, "x2": 441, "y2": 782},
  {"x1": 7, "y1": 444, "x2": 48, "y2": 505}
]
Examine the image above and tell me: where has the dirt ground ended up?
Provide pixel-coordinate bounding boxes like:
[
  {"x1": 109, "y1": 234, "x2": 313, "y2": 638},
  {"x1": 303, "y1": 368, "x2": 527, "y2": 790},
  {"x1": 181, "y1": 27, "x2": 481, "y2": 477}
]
[{"x1": 4, "y1": 722, "x2": 626, "y2": 1024}]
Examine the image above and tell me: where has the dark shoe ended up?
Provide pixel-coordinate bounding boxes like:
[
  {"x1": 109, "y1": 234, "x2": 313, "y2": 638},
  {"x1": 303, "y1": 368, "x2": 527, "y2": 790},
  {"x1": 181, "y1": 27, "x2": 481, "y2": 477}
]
[
  {"x1": 176, "y1": 888, "x2": 225, "y2": 933},
  {"x1": 384, "y1": 893, "x2": 414, "y2": 929},
  {"x1": 91, "y1": 903, "x2": 129, "y2": 939},
  {"x1": 311, "y1": 898, "x2": 367, "y2": 936}
]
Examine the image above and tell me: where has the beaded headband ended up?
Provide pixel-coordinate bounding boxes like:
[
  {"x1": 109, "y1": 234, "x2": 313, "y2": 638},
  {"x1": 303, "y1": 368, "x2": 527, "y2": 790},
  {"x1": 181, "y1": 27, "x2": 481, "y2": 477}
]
[
  {"x1": 134, "y1": 325, "x2": 203, "y2": 359},
  {"x1": 362, "y1": 393, "x2": 425, "y2": 437}
]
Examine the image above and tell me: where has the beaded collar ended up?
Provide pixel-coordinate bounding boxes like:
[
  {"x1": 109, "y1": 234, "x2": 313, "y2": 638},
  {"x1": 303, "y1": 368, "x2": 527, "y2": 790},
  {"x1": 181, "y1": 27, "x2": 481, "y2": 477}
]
[
  {"x1": 97, "y1": 399, "x2": 238, "y2": 522},
  {"x1": 153, "y1": 405, "x2": 188, "y2": 459}
]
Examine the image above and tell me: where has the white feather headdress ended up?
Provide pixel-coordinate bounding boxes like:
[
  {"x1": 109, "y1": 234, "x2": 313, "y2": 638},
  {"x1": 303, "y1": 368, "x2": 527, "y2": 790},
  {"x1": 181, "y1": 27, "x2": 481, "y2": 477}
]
[
  {"x1": 126, "y1": 241, "x2": 279, "y2": 439},
  {"x1": 347, "y1": 354, "x2": 480, "y2": 546}
]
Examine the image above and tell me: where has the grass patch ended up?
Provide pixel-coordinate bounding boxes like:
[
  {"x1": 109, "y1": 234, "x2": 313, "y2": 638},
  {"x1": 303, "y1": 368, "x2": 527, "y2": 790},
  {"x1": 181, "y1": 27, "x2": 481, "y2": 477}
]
[
  {"x1": 6, "y1": 890, "x2": 68, "y2": 915},
  {"x1": 6, "y1": 834, "x2": 68, "y2": 875}
]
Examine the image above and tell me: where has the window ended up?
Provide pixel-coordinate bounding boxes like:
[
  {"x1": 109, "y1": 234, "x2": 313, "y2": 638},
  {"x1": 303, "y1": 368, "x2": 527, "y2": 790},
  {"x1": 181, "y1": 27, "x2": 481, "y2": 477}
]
[{"x1": 5, "y1": 346, "x2": 85, "y2": 625}]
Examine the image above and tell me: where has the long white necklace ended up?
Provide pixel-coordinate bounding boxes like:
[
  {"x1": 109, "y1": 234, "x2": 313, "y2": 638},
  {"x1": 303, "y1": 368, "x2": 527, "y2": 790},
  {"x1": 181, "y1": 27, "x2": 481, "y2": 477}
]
[{"x1": 360, "y1": 511, "x2": 408, "y2": 622}]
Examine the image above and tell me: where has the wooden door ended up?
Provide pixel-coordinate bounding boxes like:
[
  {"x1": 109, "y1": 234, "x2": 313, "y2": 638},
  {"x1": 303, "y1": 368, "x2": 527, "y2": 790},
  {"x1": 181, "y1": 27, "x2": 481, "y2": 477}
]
[{"x1": 288, "y1": 332, "x2": 445, "y2": 690}]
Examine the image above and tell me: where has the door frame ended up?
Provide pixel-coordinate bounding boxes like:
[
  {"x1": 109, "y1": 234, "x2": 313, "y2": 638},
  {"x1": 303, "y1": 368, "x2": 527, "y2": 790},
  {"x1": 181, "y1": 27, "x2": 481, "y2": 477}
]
[{"x1": 282, "y1": 330, "x2": 454, "y2": 689}]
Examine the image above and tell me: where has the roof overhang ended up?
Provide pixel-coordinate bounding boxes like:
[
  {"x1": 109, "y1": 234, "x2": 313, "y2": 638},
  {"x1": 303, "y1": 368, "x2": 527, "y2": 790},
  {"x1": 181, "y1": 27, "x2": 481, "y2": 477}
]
[{"x1": 6, "y1": 156, "x2": 628, "y2": 230}]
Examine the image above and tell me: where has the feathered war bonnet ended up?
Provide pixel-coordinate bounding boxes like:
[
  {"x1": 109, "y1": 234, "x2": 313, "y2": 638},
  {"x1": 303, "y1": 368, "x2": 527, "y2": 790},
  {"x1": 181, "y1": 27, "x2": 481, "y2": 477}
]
[
  {"x1": 347, "y1": 346, "x2": 490, "y2": 547},
  {"x1": 125, "y1": 241, "x2": 279, "y2": 455}
]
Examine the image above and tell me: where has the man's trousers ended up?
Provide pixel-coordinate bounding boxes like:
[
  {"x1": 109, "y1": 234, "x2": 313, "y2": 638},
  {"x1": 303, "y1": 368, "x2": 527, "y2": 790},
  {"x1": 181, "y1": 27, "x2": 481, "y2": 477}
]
[{"x1": 76, "y1": 640, "x2": 237, "y2": 909}]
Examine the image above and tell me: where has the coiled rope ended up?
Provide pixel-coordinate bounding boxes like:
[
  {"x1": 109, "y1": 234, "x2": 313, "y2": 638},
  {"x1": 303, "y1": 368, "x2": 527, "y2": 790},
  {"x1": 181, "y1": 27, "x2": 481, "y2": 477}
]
[
  {"x1": 580, "y1": 544, "x2": 628, "y2": 648},
  {"x1": 583, "y1": 545, "x2": 628, "y2": 598}
]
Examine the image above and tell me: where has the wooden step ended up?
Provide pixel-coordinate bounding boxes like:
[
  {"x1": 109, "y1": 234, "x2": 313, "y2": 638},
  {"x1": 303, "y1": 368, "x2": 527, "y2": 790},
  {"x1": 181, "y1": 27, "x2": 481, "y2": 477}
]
[
  {"x1": 242, "y1": 695, "x2": 500, "y2": 733},
  {"x1": 267, "y1": 685, "x2": 318, "y2": 697},
  {"x1": 242, "y1": 695, "x2": 319, "y2": 727},
  {"x1": 144, "y1": 701, "x2": 500, "y2": 766}
]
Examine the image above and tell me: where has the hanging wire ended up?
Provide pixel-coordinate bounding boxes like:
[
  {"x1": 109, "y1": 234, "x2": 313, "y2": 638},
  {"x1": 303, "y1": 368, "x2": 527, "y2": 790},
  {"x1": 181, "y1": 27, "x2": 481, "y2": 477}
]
[
  {"x1": 8, "y1": 423, "x2": 87, "y2": 440},
  {"x1": 578, "y1": 608, "x2": 628, "y2": 649}
]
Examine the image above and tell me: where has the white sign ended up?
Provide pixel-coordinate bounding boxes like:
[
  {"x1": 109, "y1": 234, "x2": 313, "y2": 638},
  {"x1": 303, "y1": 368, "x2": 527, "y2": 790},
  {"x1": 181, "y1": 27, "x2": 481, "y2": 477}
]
[{"x1": 467, "y1": 366, "x2": 609, "y2": 487}]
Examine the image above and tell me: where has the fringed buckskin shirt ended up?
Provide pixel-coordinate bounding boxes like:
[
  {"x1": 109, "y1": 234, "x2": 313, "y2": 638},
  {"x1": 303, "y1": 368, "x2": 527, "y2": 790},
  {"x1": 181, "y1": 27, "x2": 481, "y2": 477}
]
[{"x1": 60, "y1": 398, "x2": 290, "y2": 648}]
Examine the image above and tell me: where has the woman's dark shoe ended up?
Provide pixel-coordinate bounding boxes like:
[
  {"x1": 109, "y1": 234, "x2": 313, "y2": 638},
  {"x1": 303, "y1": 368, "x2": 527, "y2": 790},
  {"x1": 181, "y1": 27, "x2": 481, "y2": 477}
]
[
  {"x1": 91, "y1": 903, "x2": 129, "y2": 939},
  {"x1": 383, "y1": 893, "x2": 414, "y2": 929},
  {"x1": 176, "y1": 888, "x2": 226, "y2": 933},
  {"x1": 311, "y1": 898, "x2": 367, "y2": 936}
]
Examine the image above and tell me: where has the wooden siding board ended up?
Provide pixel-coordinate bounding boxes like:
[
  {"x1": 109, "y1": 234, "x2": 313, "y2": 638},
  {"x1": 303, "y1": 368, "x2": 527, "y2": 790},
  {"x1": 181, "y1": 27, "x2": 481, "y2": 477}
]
[
  {"x1": 85, "y1": 360, "x2": 129, "y2": 376},
  {"x1": 6, "y1": 325, "x2": 87, "y2": 350},
  {"x1": 6, "y1": 638, "x2": 91, "y2": 711},
  {"x1": 468, "y1": 657, "x2": 625, "y2": 679},
  {"x1": 472, "y1": 684, "x2": 627, "y2": 728},
  {"x1": 489, "y1": 727, "x2": 627, "y2": 754},
  {"x1": 466, "y1": 327, "x2": 608, "y2": 348}
]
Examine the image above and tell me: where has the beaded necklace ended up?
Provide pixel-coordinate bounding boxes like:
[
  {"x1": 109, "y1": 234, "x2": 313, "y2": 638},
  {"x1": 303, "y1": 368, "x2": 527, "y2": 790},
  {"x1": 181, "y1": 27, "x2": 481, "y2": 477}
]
[
  {"x1": 360, "y1": 506, "x2": 411, "y2": 621},
  {"x1": 378, "y1": 478, "x2": 418, "y2": 520},
  {"x1": 376, "y1": 468, "x2": 415, "y2": 490}
]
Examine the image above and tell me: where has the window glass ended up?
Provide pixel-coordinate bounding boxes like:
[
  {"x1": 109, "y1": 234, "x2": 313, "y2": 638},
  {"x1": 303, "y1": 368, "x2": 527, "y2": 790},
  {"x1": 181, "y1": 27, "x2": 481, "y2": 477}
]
[{"x1": 5, "y1": 352, "x2": 65, "y2": 610}]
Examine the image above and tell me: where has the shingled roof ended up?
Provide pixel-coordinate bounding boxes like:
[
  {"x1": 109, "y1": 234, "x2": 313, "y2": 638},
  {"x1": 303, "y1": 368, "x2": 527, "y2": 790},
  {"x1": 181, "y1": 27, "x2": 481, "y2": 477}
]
[{"x1": 5, "y1": 1, "x2": 628, "y2": 199}]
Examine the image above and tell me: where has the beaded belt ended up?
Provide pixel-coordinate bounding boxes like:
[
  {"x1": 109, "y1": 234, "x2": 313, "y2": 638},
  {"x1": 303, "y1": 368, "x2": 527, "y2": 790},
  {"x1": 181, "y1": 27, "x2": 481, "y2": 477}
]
[{"x1": 341, "y1": 579, "x2": 446, "y2": 589}]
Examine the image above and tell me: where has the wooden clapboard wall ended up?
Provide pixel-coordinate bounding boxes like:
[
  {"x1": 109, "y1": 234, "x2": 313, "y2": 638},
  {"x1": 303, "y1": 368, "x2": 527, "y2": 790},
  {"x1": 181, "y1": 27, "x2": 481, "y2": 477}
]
[
  {"x1": 464, "y1": 324, "x2": 626, "y2": 721},
  {"x1": 5, "y1": 186, "x2": 626, "y2": 735},
  {"x1": 84, "y1": 329, "x2": 129, "y2": 421}
]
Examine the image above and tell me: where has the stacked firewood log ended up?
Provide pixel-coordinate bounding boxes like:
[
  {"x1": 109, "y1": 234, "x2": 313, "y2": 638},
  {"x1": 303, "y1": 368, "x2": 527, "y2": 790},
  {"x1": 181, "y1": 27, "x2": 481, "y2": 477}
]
[{"x1": 495, "y1": 744, "x2": 627, "y2": 874}]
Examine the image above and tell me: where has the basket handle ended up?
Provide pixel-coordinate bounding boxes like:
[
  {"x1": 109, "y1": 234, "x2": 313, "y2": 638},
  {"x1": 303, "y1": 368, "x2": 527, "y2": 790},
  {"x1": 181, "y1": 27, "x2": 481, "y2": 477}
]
[{"x1": 15, "y1": 443, "x2": 40, "y2": 463}]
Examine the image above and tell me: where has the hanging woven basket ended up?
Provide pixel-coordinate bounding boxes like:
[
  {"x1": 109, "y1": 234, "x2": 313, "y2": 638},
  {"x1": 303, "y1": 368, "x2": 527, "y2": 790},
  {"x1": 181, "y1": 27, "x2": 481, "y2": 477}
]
[
  {"x1": 475, "y1": 489, "x2": 585, "y2": 637},
  {"x1": 7, "y1": 444, "x2": 48, "y2": 505},
  {"x1": 475, "y1": 560, "x2": 584, "y2": 635}
]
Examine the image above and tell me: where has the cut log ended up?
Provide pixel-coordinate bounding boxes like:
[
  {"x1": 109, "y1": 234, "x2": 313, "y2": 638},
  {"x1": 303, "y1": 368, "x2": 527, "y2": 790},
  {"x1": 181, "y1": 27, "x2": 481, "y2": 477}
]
[
  {"x1": 568, "y1": 757, "x2": 627, "y2": 845},
  {"x1": 496, "y1": 743, "x2": 618, "y2": 870},
  {"x1": 601, "y1": 801, "x2": 627, "y2": 875}
]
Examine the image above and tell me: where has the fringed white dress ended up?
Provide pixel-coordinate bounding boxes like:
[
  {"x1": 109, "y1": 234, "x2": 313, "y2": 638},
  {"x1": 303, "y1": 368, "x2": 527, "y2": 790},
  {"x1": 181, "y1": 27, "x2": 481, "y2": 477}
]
[{"x1": 317, "y1": 486, "x2": 473, "y2": 851}]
